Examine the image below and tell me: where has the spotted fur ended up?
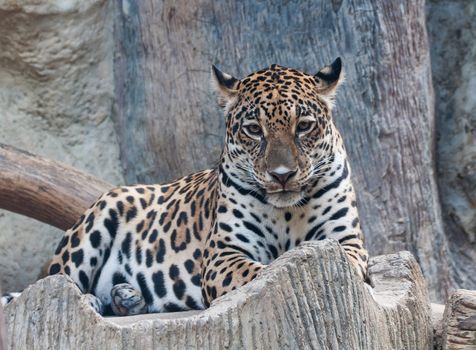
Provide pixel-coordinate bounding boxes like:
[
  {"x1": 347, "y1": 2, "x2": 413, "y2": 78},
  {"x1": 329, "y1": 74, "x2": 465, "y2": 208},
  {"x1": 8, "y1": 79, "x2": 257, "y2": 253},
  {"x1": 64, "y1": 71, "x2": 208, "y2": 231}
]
[{"x1": 2, "y1": 58, "x2": 370, "y2": 314}]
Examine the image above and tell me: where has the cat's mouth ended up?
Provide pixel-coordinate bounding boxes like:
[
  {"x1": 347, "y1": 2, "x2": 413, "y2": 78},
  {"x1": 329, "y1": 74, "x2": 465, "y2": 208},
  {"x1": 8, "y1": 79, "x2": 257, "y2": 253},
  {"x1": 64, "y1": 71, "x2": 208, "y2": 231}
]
[
  {"x1": 264, "y1": 182, "x2": 301, "y2": 194},
  {"x1": 266, "y1": 191, "x2": 304, "y2": 208}
]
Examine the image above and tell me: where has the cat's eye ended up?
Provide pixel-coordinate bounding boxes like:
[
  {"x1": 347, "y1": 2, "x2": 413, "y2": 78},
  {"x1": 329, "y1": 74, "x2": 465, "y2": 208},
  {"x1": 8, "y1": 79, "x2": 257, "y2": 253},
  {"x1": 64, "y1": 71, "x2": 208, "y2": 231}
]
[
  {"x1": 243, "y1": 123, "x2": 263, "y2": 138},
  {"x1": 296, "y1": 120, "x2": 315, "y2": 134}
]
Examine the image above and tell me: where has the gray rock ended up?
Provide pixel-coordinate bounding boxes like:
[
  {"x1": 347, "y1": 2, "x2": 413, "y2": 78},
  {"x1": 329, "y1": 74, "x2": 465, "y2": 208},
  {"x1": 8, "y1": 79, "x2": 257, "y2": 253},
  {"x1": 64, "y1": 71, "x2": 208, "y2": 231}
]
[{"x1": 0, "y1": 0, "x2": 122, "y2": 292}]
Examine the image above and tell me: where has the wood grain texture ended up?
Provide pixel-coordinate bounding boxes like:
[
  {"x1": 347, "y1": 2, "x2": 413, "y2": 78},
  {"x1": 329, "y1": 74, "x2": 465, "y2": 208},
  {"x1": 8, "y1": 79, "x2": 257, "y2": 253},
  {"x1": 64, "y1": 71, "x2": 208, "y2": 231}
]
[
  {"x1": 113, "y1": 0, "x2": 451, "y2": 301},
  {"x1": 4, "y1": 240, "x2": 432, "y2": 349},
  {"x1": 0, "y1": 144, "x2": 111, "y2": 230},
  {"x1": 442, "y1": 290, "x2": 476, "y2": 349}
]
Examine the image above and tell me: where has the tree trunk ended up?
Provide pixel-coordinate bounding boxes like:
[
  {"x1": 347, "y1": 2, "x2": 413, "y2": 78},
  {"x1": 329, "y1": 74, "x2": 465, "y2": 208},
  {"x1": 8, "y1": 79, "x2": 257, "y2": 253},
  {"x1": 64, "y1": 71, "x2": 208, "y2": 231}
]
[
  {"x1": 113, "y1": 0, "x2": 451, "y2": 301},
  {"x1": 3, "y1": 240, "x2": 433, "y2": 349},
  {"x1": 0, "y1": 144, "x2": 111, "y2": 231},
  {"x1": 426, "y1": 0, "x2": 476, "y2": 297}
]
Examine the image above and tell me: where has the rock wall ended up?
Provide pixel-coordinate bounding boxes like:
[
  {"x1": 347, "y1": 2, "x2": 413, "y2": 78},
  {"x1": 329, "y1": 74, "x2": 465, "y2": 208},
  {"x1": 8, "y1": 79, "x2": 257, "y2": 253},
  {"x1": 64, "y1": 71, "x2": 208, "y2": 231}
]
[{"x1": 0, "y1": 0, "x2": 122, "y2": 292}]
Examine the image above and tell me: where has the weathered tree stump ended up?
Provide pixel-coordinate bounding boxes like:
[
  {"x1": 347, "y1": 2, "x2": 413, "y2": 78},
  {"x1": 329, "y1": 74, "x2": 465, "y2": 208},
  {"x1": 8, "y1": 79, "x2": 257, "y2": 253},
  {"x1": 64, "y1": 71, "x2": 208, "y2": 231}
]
[
  {"x1": 441, "y1": 290, "x2": 476, "y2": 349},
  {"x1": 4, "y1": 240, "x2": 432, "y2": 349}
]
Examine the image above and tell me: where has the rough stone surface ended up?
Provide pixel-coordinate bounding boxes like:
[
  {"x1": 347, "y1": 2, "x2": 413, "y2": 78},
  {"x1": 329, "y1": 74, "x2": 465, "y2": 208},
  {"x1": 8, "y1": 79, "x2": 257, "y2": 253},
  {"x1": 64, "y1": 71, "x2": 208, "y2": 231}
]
[
  {"x1": 426, "y1": 0, "x2": 476, "y2": 292},
  {"x1": 0, "y1": 0, "x2": 122, "y2": 293},
  {"x1": 4, "y1": 240, "x2": 432, "y2": 350}
]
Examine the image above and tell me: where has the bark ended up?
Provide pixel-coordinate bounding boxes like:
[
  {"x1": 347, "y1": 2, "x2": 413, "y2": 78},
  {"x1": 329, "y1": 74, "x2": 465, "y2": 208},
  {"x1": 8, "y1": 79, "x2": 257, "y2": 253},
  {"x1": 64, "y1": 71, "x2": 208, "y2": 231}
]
[
  {"x1": 113, "y1": 0, "x2": 451, "y2": 300},
  {"x1": 441, "y1": 290, "x2": 476, "y2": 349},
  {"x1": 426, "y1": 0, "x2": 476, "y2": 294},
  {"x1": 0, "y1": 144, "x2": 111, "y2": 231},
  {"x1": 4, "y1": 240, "x2": 432, "y2": 350}
]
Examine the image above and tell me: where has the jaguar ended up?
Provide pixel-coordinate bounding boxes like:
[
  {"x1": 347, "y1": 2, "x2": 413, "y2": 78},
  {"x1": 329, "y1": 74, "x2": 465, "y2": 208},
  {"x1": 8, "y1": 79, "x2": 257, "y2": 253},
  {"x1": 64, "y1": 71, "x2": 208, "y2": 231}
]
[{"x1": 2, "y1": 58, "x2": 371, "y2": 315}]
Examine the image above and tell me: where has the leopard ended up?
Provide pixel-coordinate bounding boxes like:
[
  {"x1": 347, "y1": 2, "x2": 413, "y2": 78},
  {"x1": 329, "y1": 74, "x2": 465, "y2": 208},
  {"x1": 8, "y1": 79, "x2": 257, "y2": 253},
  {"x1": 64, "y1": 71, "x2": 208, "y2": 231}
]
[{"x1": 2, "y1": 58, "x2": 371, "y2": 316}]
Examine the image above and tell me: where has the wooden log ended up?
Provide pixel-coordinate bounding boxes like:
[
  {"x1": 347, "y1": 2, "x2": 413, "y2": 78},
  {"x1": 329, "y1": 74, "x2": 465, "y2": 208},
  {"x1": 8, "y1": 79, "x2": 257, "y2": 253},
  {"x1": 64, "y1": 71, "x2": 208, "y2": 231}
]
[
  {"x1": 112, "y1": 0, "x2": 452, "y2": 301},
  {"x1": 4, "y1": 240, "x2": 432, "y2": 349},
  {"x1": 441, "y1": 289, "x2": 476, "y2": 349},
  {"x1": 0, "y1": 143, "x2": 111, "y2": 231}
]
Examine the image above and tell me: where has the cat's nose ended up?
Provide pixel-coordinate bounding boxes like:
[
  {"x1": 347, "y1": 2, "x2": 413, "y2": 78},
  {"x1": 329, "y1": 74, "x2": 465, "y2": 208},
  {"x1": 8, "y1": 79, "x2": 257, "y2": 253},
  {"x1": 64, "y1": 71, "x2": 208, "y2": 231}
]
[{"x1": 269, "y1": 167, "x2": 297, "y2": 186}]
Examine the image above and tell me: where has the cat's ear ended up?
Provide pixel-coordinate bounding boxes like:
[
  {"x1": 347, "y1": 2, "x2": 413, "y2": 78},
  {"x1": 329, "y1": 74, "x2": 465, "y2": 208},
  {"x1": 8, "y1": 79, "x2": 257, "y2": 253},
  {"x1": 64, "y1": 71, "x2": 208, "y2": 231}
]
[
  {"x1": 314, "y1": 57, "x2": 344, "y2": 98},
  {"x1": 211, "y1": 65, "x2": 239, "y2": 108}
]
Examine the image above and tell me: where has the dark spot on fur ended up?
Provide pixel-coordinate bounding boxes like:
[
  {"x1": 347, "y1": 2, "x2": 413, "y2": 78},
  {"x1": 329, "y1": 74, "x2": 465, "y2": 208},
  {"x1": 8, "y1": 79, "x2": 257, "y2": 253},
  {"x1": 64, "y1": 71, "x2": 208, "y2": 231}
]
[
  {"x1": 122, "y1": 232, "x2": 132, "y2": 259},
  {"x1": 145, "y1": 249, "x2": 153, "y2": 267},
  {"x1": 329, "y1": 208, "x2": 349, "y2": 221},
  {"x1": 169, "y1": 264, "x2": 179, "y2": 279},
  {"x1": 85, "y1": 213, "x2": 95, "y2": 232},
  {"x1": 136, "y1": 272, "x2": 153, "y2": 304},
  {"x1": 79, "y1": 270, "x2": 89, "y2": 291},
  {"x1": 185, "y1": 296, "x2": 199, "y2": 309},
  {"x1": 62, "y1": 250, "x2": 70, "y2": 264},
  {"x1": 184, "y1": 259, "x2": 194, "y2": 274},
  {"x1": 222, "y1": 272, "x2": 233, "y2": 287},
  {"x1": 135, "y1": 246, "x2": 142, "y2": 265},
  {"x1": 152, "y1": 271, "x2": 167, "y2": 297},
  {"x1": 90, "y1": 230, "x2": 101, "y2": 248},
  {"x1": 156, "y1": 238, "x2": 166, "y2": 263},
  {"x1": 105, "y1": 209, "x2": 119, "y2": 238},
  {"x1": 71, "y1": 250, "x2": 84, "y2": 267},
  {"x1": 164, "y1": 302, "x2": 183, "y2": 312},
  {"x1": 236, "y1": 233, "x2": 249, "y2": 243},
  {"x1": 333, "y1": 225, "x2": 347, "y2": 232},
  {"x1": 191, "y1": 274, "x2": 201, "y2": 286},
  {"x1": 71, "y1": 232, "x2": 80, "y2": 248},
  {"x1": 126, "y1": 207, "x2": 137, "y2": 222},
  {"x1": 49, "y1": 263, "x2": 61, "y2": 275},
  {"x1": 173, "y1": 279, "x2": 186, "y2": 300},
  {"x1": 136, "y1": 221, "x2": 144, "y2": 233},
  {"x1": 193, "y1": 248, "x2": 201, "y2": 260},
  {"x1": 149, "y1": 229, "x2": 158, "y2": 243},
  {"x1": 219, "y1": 222, "x2": 232, "y2": 232},
  {"x1": 54, "y1": 235, "x2": 69, "y2": 254},
  {"x1": 232, "y1": 209, "x2": 244, "y2": 219},
  {"x1": 113, "y1": 272, "x2": 127, "y2": 285},
  {"x1": 243, "y1": 221, "x2": 265, "y2": 237}
]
